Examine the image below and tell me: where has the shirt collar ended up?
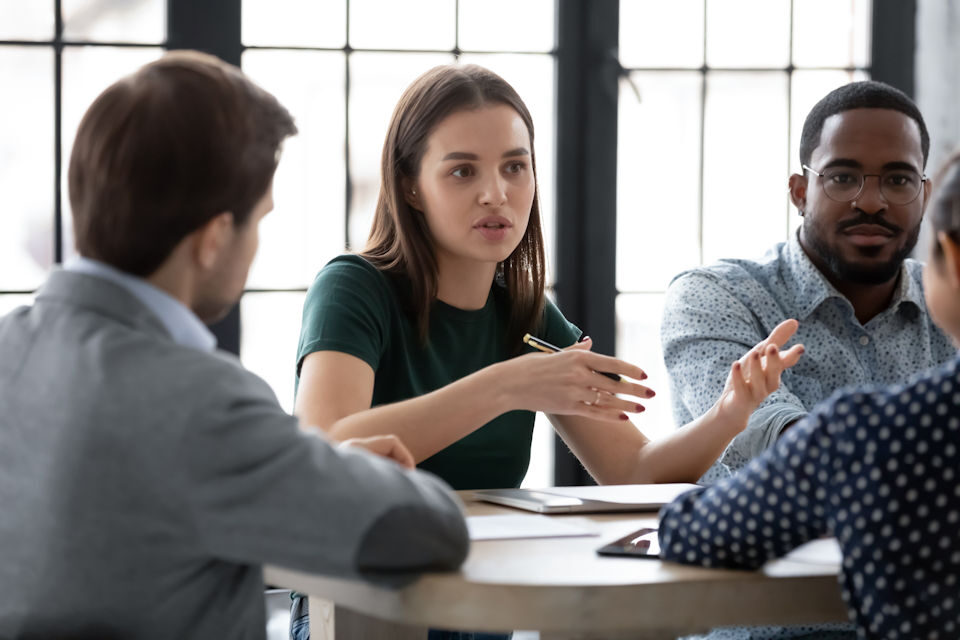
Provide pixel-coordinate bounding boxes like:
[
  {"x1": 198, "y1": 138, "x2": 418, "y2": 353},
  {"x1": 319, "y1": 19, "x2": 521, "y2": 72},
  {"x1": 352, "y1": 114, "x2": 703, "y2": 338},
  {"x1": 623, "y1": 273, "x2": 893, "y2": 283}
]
[
  {"x1": 64, "y1": 257, "x2": 217, "y2": 353},
  {"x1": 785, "y1": 230, "x2": 925, "y2": 321},
  {"x1": 784, "y1": 231, "x2": 839, "y2": 320}
]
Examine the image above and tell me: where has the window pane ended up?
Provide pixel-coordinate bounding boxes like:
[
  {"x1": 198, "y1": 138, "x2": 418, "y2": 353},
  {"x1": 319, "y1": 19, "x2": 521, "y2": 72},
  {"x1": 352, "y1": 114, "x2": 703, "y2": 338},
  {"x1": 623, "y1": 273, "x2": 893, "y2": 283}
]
[
  {"x1": 706, "y1": 0, "x2": 790, "y2": 68},
  {"x1": 702, "y1": 72, "x2": 789, "y2": 263},
  {"x1": 619, "y1": 0, "x2": 704, "y2": 69},
  {"x1": 349, "y1": 0, "x2": 454, "y2": 51},
  {"x1": 1, "y1": 47, "x2": 54, "y2": 289},
  {"x1": 240, "y1": 292, "x2": 306, "y2": 414},
  {"x1": 243, "y1": 50, "x2": 347, "y2": 289},
  {"x1": 793, "y1": 0, "x2": 871, "y2": 68},
  {"x1": 61, "y1": 46, "x2": 163, "y2": 262},
  {"x1": 458, "y1": 0, "x2": 554, "y2": 52},
  {"x1": 616, "y1": 293, "x2": 673, "y2": 440},
  {"x1": 458, "y1": 53, "x2": 557, "y2": 285},
  {"x1": 347, "y1": 52, "x2": 453, "y2": 248},
  {"x1": 62, "y1": 0, "x2": 164, "y2": 43},
  {"x1": 617, "y1": 71, "x2": 702, "y2": 293},
  {"x1": 521, "y1": 413, "x2": 555, "y2": 488},
  {"x1": 242, "y1": 0, "x2": 345, "y2": 48},
  {"x1": 0, "y1": 294, "x2": 35, "y2": 318},
  {"x1": 0, "y1": 0, "x2": 53, "y2": 40}
]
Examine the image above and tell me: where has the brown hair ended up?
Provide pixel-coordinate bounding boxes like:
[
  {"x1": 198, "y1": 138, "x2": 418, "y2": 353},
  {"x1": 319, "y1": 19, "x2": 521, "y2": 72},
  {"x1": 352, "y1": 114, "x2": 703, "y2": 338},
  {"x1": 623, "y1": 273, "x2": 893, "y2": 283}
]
[
  {"x1": 69, "y1": 50, "x2": 297, "y2": 276},
  {"x1": 361, "y1": 64, "x2": 545, "y2": 353},
  {"x1": 930, "y1": 151, "x2": 960, "y2": 260}
]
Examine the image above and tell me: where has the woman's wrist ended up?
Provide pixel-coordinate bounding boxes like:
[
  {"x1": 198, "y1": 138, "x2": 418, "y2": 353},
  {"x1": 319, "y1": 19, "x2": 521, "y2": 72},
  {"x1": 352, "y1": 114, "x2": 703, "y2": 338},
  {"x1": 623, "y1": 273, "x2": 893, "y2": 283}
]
[
  {"x1": 707, "y1": 395, "x2": 750, "y2": 438},
  {"x1": 480, "y1": 359, "x2": 522, "y2": 414}
]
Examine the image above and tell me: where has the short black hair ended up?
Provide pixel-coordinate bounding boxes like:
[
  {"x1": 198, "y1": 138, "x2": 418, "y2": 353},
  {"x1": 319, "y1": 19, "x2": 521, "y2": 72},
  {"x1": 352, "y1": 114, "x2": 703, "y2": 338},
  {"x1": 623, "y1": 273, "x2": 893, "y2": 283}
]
[{"x1": 799, "y1": 80, "x2": 929, "y2": 169}]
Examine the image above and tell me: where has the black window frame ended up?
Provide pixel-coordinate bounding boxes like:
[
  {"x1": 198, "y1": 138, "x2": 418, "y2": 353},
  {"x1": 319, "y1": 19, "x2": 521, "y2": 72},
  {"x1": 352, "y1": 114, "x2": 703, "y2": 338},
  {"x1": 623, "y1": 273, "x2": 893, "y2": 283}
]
[{"x1": 0, "y1": 0, "x2": 915, "y2": 485}]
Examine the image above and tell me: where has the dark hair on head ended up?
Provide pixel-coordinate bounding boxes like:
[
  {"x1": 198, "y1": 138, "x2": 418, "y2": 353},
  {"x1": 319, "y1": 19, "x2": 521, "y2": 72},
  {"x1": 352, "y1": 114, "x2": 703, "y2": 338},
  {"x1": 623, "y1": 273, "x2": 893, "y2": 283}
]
[
  {"x1": 69, "y1": 50, "x2": 297, "y2": 277},
  {"x1": 930, "y1": 151, "x2": 960, "y2": 259},
  {"x1": 799, "y1": 80, "x2": 929, "y2": 168},
  {"x1": 362, "y1": 63, "x2": 545, "y2": 353}
]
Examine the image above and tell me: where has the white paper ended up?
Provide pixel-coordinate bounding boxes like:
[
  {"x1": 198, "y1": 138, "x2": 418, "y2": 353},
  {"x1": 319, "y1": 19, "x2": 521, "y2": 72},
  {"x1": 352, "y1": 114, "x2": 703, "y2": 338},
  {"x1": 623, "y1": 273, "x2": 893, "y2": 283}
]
[
  {"x1": 467, "y1": 514, "x2": 599, "y2": 541},
  {"x1": 534, "y1": 483, "x2": 701, "y2": 506},
  {"x1": 783, "y1": 538, "x2": 842, "y2": 565}
]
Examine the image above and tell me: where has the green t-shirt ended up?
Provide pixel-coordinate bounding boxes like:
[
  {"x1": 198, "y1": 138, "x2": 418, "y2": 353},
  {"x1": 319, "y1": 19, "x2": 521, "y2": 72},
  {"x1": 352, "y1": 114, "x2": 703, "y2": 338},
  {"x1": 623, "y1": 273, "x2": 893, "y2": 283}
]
[{"x1": 296, "y1": 254, "x2": 581, "y2": 490}]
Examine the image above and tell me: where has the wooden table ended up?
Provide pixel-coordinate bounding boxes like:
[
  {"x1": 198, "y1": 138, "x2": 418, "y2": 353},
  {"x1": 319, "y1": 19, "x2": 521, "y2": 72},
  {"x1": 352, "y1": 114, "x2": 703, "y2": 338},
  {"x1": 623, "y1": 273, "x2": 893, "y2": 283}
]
[{"x1": 265, "y1": 491, "x2": 848, "y2": 639}]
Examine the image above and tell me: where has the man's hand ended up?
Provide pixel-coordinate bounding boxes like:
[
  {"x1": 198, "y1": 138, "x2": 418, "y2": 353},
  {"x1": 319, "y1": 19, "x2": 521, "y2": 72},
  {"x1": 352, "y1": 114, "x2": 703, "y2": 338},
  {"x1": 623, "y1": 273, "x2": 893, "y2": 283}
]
[{"x1": 340, "y1": 434, "x2": 416, "y2": 469}]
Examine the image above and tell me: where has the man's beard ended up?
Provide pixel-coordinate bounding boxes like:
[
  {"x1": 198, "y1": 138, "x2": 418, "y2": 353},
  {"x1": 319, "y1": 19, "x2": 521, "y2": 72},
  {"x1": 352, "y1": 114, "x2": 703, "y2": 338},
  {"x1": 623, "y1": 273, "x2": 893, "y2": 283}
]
[{"x1": 803, "y1": 216, "x2": 922, "y2": 286}]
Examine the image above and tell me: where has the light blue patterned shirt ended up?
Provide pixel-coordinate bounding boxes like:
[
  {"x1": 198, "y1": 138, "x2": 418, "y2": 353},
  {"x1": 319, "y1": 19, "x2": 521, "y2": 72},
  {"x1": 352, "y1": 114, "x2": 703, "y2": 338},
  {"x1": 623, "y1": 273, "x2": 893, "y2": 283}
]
[{"x1": 662, "y1": 231, "x2": 955, "y2": 482}]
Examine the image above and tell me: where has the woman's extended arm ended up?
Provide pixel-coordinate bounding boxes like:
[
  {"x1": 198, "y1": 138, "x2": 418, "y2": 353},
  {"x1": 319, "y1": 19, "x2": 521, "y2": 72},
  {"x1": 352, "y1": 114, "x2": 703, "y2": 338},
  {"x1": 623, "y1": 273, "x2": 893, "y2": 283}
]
[{"x1": 549, "y1": 319, "x2": 804, "y2": 484}]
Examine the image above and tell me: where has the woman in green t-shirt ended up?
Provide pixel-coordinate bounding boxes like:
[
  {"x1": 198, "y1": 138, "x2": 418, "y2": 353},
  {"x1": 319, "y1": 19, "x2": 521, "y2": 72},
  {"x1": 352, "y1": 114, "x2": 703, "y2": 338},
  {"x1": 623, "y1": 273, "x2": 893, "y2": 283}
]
[{"x1": 295, "y1": 63, "x2": 804, "y2": 491}]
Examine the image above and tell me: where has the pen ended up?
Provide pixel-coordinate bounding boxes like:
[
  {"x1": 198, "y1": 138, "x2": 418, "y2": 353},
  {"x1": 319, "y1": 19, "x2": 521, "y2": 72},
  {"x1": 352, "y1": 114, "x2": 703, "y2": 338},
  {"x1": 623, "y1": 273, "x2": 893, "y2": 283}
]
[{"x1": 522, "y1": 333, "x2": 622, "y2": 382}]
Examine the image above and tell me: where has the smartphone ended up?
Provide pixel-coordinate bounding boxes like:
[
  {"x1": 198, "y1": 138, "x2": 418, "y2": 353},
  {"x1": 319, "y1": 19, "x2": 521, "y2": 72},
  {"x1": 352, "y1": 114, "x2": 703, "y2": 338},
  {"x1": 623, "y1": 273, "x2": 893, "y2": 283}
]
[{"x1": 596, "y1": 527, "x2": 660, "y2": 558}]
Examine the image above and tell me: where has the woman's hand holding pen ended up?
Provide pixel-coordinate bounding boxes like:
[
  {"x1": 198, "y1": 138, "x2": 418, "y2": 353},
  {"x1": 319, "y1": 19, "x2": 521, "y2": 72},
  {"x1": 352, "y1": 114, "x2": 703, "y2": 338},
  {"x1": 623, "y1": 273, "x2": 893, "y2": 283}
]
[
  {"x1": 712, "y1": 319, "x2": 805, "y2": 430},
  {"x1": 501, "y1": 337, "x2": 655, "y2": 422}
]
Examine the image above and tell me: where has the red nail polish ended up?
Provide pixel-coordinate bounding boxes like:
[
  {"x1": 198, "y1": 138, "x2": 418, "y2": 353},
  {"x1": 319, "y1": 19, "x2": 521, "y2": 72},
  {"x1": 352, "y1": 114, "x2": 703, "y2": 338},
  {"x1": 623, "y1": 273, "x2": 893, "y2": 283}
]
[
  {"x1": 647, "y1": 390, "x2": 656, "y2": 398},
  {"x1": 620, "y1": 414, "x2": 629, "y2": 420}
]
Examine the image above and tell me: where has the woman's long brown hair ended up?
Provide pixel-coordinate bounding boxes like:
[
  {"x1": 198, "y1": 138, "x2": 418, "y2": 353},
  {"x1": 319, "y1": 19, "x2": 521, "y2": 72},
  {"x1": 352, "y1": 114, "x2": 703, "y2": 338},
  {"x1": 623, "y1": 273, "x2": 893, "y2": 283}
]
[{"x1": 361, "y1": 64, "x2": 545, "y2": 353}]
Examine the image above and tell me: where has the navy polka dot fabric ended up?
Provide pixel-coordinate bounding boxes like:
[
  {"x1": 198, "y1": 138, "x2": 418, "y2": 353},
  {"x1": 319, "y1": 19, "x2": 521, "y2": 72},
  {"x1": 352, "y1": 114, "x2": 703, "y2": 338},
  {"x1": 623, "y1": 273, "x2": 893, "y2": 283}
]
[
  {"x1": 662, "y1": 232, "x2": 955, "y2": 482},
  {"x1": 660, "y1": 355, "x2": 960, "y2": 639}
]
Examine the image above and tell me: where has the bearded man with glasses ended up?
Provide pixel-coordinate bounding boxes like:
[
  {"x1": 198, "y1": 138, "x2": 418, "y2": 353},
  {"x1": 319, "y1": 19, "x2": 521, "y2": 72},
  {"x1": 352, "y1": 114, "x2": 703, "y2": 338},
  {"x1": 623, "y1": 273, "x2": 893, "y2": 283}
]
[{"x1": 662, "y1": 81, "x2": 955, "y2": 491}]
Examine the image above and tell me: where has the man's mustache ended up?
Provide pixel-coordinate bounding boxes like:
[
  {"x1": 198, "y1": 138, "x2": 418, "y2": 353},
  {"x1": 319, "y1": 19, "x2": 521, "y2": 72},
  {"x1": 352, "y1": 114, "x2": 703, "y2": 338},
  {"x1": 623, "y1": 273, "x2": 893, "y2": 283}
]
[{"x1": 836, "y1": 212, "x2": 902, "y2": 234}]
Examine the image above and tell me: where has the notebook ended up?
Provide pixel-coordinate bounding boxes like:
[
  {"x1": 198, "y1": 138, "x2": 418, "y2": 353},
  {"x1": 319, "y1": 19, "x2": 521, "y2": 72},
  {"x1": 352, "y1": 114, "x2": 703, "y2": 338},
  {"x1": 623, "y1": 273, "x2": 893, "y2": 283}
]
[{"x1": 472, "y1": 483, "x2": 701, "y2": 514}]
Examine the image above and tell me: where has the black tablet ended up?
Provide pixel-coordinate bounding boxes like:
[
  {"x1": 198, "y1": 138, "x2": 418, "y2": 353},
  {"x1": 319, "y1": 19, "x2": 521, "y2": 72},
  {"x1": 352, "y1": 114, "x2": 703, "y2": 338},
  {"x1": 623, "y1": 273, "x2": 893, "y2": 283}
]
[{"x1": 596, "y1": 527, "x2": 660, "y2": 558}]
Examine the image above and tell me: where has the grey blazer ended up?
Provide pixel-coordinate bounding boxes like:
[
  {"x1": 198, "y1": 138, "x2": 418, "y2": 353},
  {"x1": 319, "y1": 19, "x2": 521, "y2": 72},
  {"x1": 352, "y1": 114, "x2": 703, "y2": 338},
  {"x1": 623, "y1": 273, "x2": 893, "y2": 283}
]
[{"x1": 0, "y1": 271, "x2": 468, "y2": 640}]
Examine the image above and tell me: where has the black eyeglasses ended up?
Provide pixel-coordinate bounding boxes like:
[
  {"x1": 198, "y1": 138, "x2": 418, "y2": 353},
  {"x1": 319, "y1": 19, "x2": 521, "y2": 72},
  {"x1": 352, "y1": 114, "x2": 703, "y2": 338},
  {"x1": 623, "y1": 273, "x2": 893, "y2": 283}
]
[{"x1": 802, "y1": 164, "x2": 927, "y2": 205}]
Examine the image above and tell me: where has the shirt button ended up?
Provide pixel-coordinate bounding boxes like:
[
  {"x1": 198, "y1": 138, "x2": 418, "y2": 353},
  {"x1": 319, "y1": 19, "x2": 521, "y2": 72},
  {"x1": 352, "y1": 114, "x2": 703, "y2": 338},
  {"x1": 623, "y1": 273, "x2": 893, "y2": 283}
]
[{"x1": 859, "y1": 335, "x2": 870, "y2": 346}]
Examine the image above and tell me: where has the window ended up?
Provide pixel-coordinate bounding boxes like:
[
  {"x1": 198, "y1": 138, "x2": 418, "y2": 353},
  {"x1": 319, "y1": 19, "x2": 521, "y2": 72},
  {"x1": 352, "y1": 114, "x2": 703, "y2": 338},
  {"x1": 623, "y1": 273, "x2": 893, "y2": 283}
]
[
  {"x1": 615, "y1": 0, "x2": 871, "y2": 440},
  {"x1": 0, "y1": 1, "x2": 904, "y2": 486},
  {"x1": 0, "y1": 0, "x2": 164, "y2": 309}
]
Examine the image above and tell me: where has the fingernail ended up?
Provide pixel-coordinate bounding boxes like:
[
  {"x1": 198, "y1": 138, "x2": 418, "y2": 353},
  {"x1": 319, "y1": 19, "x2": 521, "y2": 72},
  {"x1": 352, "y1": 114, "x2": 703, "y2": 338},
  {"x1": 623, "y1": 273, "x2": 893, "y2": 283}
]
[
  {"x1": 647, "y1": 389, "x2": 656, "y2": 398},
  {"x1": 635, "y1": 404, "x2": 643, "y2": 412},
  {"x1": 620, "y1": 414, "x2": 629, "y2": 420},
  {"x1": 641, "y1": 373, "x2": 648, "y2": 380},
  {"x1": 579, "y1": 335, "x2": 591, "y2": 343}
]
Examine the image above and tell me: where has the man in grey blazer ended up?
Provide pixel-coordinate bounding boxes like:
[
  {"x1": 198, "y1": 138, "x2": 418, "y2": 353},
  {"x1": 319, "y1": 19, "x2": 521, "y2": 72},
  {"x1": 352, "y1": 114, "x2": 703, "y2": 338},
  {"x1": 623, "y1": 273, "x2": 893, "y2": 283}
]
[{"x1": 0, "y1": 51, "x2": 468, "y2": 640}]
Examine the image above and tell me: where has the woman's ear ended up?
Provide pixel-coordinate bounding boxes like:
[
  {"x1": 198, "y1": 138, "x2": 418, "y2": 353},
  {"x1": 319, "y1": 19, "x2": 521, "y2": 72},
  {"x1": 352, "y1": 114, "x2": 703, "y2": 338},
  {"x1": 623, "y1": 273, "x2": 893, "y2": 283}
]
[
  {"x1": 937, "y1": 231, "x2": 960, "y2": 289},
  {"x1": 193, "y1": 211, "x2": 234, "y2": 270},
  {"x1": 401, "y1": 177, "x2": 421, "y2": 210}
]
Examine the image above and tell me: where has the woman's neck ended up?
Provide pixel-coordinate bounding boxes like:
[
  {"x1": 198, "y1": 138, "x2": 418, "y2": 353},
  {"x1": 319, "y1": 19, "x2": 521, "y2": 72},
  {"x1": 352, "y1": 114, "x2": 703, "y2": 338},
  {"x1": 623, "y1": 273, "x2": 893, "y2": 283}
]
[{"x1": 435, "y1": 255, "x2": 497, "y2": 310}]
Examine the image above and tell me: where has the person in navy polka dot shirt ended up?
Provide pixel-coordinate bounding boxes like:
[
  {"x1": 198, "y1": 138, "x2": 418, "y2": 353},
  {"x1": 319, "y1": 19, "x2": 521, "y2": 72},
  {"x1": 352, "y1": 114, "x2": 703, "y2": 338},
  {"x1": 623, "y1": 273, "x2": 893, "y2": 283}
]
[
  {"x1": 659, "y1": 151, "x2": 960, "y2": 639},
  {"x1": 662, "y1": 82, "x2": 955, "y2": 485}
]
